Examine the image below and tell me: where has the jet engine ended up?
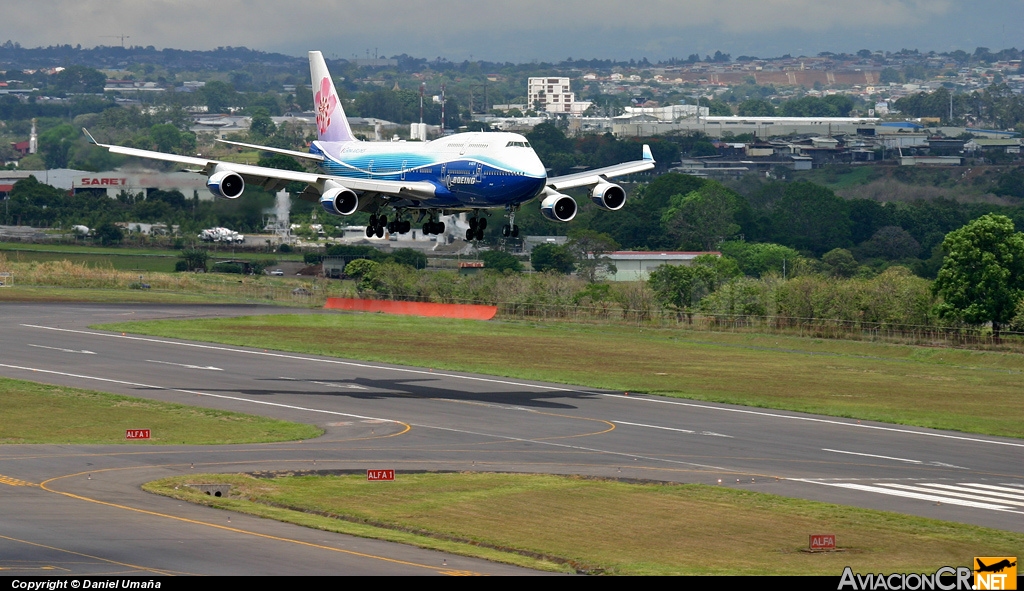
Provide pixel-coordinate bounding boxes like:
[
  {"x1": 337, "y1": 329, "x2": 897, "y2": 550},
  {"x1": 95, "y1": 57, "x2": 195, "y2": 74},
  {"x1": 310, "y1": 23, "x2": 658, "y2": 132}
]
[
  {"x1": 540, "y1": 193, "x2": 577, "y2": 222},
  {"x1": 206, "y1": 170, "x2": 244, "y2": 199},
  {"x1": 319, "y1": 185, "x2": 359, "y2": 216},
  {"x1": 591, "y1": 182, "x2": 626, "y2": 211}
]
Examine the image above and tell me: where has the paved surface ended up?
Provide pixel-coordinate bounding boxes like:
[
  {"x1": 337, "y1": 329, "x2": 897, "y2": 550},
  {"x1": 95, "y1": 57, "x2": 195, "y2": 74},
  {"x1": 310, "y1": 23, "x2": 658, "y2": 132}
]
[{"x1": 1, "y1": 303, "x2": 1022, "y2": 575}]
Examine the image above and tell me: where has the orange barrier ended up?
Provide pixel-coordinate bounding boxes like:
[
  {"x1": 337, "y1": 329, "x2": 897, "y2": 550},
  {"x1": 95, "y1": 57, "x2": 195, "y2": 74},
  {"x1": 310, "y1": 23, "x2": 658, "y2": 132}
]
[{"x1": 324, "y1": 297, "x2": 497, "y2": 320}]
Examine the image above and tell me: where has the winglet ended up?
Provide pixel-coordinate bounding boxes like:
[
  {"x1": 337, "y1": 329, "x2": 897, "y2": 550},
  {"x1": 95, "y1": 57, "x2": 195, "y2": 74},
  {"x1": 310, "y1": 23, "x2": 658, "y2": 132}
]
[
  {"x1": 82, "y1": 128, "x2": 99, "y2": 145},
  {"x1": 642, "y1": 144, "x2": 653, "y2": 161}
]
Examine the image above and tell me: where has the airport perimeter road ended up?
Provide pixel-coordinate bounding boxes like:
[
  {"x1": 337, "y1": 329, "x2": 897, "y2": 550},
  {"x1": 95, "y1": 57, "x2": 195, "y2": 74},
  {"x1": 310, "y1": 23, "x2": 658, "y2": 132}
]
[{"x1": 1, "y1": 303, "x2": 1023, "y2": 574}]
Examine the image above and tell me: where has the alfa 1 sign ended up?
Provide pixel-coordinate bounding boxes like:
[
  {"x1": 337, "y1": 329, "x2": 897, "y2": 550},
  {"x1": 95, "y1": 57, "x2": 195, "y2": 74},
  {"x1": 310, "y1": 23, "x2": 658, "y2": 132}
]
[
  {"x1": 126, "y1": 429, "x2": 151, "y2": 440},
  {"x1": 367, "y1": 469, "x2": 395, "y2": 481}
]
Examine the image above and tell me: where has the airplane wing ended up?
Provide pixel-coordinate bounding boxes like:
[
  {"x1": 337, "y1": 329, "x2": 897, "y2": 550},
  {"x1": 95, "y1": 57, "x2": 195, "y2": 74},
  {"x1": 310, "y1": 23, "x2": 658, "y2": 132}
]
[
  {"x1": 82, "y1": 129, "x2": 437, "y2": 200},
  {"x1": 546, "y1": 144, "x2": 655, "y2": 190}
]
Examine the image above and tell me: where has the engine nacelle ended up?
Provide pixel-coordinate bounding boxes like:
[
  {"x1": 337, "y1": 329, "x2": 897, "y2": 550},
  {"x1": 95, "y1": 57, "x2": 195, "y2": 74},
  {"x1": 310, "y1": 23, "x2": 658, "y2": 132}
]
[
  {"x1": 206, "y1": 170, "x2": 244, "y2": 199},
  {"x1": 591, "y1": 182, "x2": 626, "y2": 211},
  {"x1": 540, "y1": 193, "x2": 577, "y2": 223},
  {"x1": 319, "y1": 186, "x2": 359, "y2": 216}
]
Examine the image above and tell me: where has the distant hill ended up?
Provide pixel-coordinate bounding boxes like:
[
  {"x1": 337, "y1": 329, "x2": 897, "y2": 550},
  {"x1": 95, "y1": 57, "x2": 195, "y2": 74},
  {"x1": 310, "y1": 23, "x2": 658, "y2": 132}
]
[{"x1": 0, "y1": 43, "x2": 306, "y2": 71}]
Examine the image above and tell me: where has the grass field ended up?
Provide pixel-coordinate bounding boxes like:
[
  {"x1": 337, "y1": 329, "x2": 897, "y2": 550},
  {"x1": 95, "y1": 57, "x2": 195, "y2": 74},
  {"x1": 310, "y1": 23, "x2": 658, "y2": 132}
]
[
  {"x1": 98, "y1": 313, "x2": 1024, "y2": 438},
  {"x1": 0, "y1": 242, "x2": 304, "y2": 274},
  {"x1": 145, "y1": 472, "x2": 1024, "y2": 575},
  {"x1": 0, "y1": 376, "x2": 322, "y2": 444}
]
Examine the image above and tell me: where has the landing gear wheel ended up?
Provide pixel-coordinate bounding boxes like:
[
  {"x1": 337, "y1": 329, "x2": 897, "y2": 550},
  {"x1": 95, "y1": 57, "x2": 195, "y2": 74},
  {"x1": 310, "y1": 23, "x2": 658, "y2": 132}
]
[
  {"x1": 478, "y1": 218, "x2": 487, "y2": 230},
  {"x1": 469, "y1": 217, "x2": 478, "y2": 230},
  {"x1": 466, "y1": 230, "x2": 475, "y2": 241},
  {"x1": 368, "y1": 214, "x2": 378, "y2": 227},
  {"x1": 502, "y1": 224, "x2": 511, "y2": 237},
  {"x1": 475, "y1": 227, "x2": 485, "y2": 241},
  {"x1": 436, "y1": 221, "x2": 446, "y2": 233},
  {"x1": 511, "y1": 225, "x2": 519, "y2": 238},
  {"x1": 375, "y1": 225, "x2": 385, "y2": 238},
  {"x1": 365, "y1": 226, "x2": 374, "y2": 238}
]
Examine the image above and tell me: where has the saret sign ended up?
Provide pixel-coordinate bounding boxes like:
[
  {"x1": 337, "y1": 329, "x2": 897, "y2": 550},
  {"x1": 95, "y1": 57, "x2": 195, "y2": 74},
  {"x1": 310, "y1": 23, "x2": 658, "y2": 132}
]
[
  {"x1": 126, "y1": 429, "x2": 151, "y2": 440},
  {"x1": 367, "y1": 469, "x2": 395, "y2": 481},
  {"x1": 809, "y1": 534, "x2": 836, "y2": 551},
  {"x1": 79, "y1": 177, "x2": 128, "y2": 186}
]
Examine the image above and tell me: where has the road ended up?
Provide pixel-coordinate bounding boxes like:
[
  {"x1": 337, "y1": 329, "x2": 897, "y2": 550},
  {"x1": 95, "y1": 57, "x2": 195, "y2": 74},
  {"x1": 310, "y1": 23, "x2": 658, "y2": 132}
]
[{"x1": 0, "y1": 303, "x2": 1021, "y2": 575}]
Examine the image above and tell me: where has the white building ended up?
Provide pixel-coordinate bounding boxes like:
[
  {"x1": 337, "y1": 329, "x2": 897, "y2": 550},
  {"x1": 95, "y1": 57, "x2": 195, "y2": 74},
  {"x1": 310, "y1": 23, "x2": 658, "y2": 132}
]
[
  {"x1": 527, "y1": 77, "x2": 591, "y2": 114},
  {"x1": 599, "y1": 251, "x2": 719, "y2": 281}
]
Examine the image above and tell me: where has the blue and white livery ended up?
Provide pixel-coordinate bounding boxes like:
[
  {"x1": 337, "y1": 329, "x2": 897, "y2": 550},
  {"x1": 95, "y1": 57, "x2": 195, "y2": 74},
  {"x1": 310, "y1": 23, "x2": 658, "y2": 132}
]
[{"x1": 85, "y1": 51, "x2": 654, "y2": 240}]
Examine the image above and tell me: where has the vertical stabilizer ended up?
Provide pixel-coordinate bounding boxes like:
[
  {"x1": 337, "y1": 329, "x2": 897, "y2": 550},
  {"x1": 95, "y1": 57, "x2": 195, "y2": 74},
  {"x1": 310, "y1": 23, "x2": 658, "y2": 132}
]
[{"x1": 309, "y1": 51, "x2": 355, "y2": 142}]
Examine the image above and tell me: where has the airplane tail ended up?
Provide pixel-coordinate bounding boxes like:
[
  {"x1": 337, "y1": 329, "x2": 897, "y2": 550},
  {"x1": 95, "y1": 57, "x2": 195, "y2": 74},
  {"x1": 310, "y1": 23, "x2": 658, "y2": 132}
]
[{"x1": 309, "y1": 51, "x2": 356, "y2": 143}]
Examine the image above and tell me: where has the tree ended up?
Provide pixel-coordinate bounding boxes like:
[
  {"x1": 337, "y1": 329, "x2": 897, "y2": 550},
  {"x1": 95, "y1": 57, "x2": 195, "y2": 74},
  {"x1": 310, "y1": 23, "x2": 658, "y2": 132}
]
[
  {"x1": 93, "y1": 222, "x2": 124, "y2": 246},
  {"x1": 821, "y1": 248, "x2": 859, "y2": 278},
  {"x1": 178, "y1": 248, "x2": 209, "y2": 272},
  {"x1": 566, "y1": 229, "x2": 618, "y2": 282},
  {"x1": 480, "y1": 250, "x2": 523, "y2": 273},
  {"x1": 932, "y1": 214, "x2": 1024, "y2": 338},
  {"x1": 662, "y1": 182, "x2": 740, "y2": 250},
  {"x1": 530, "y1": 243, "x2": 575, "y2": 274}
]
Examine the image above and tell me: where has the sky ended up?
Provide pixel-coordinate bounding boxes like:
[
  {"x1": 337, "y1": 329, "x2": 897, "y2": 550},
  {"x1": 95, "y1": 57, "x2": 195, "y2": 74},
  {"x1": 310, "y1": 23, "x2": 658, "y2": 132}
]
[{"x1": 2, "y1": 0, "x2": 1023, "y2": 63}]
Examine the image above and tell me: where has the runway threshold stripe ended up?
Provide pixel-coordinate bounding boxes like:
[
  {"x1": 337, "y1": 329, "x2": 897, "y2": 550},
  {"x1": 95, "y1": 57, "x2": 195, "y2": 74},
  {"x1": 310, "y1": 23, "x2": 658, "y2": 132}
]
[
  {"x1": 19, "y1": 324, "x2": 1024, "y2": 450},
  {"x1": 872, "y1": 483, "x2": 1024, "y2": 506},
  {"x1": 792, "y1": 479, "x2": 1024, "y2": 514}
]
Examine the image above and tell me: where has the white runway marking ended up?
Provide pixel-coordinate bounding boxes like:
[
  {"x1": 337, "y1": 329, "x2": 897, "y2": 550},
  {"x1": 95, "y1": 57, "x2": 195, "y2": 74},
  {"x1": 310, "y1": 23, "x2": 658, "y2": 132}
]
[
  {"x1": 280, "y1": 377, "x2": 369, "y2": 390},
  {"x1": 146, "y1": 360, "x2": 223, "y2": 371},
  {"x1": 793, "y1": 479, "x2": 1024, "y2": 514},
  {"x1": 27, "y1": 344, "x2": 96, "y2": 355},
  {"x1": 822, "y1": 448, "x2": 923, "y2": 464},
  {"x1": 614, "y1": 420, "x2": 733, "y2": 438},
  {"x1": 822, "y1": 449, "x2": 970, "y2": 470},
  {"x1": 19, "y1": 324, "x2": 1024, "y2": 449},
  {"x1": 0, "y1": 362, "x2": 398, "y2": 424}
]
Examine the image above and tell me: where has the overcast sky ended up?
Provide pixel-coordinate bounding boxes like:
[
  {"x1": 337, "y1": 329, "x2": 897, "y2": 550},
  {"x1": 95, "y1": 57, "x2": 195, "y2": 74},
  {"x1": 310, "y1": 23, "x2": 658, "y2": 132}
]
[{"x1": 2, "y1": 0, "x2": 1023, "y2": 62}]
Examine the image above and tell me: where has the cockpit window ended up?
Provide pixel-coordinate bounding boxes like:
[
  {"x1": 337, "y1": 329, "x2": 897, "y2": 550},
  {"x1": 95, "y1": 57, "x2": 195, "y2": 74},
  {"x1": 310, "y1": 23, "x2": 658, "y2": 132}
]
[{"x1": 505, "y1": 141, "x2": 531, "y2": 148}]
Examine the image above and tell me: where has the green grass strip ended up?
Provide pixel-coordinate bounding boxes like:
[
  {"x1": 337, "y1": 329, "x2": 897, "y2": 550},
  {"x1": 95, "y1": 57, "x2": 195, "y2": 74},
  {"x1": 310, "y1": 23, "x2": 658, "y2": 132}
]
[
  {"x1": 145, "y1": 472, "x2": 1024, "y2": 575},
  {"x1": 0, "y1": 376, "x2": 322, "y2": 444},
  {"x1": 99, "y1": 313, "x2": 1024, "y2": 438}
]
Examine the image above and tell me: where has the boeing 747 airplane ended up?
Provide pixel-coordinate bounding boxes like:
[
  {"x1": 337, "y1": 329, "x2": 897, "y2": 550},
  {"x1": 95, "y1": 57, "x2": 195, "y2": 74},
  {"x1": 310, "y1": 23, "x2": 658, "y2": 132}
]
[{"x1": 85, "y1": 51, "x2": 654, "y2": 240}]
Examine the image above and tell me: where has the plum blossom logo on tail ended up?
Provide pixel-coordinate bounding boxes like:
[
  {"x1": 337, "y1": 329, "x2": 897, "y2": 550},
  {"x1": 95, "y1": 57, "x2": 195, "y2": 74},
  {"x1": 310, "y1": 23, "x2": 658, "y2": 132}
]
[{"x1": 315, "y1": 77, "x2": 337, "y2": 136}]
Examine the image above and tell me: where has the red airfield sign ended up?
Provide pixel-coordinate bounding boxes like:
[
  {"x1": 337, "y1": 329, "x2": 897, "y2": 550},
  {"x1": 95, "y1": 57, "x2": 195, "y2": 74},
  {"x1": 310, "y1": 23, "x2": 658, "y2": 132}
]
[
  {"x1": 809, "y1": 534, "x2": 836, "y2": 550},
  {"x1": 126, "y1": 429, "x2": 151, "y2": 440},
  {"x1": 367, "y1": 469, "x2": 395, "y2": 481}
]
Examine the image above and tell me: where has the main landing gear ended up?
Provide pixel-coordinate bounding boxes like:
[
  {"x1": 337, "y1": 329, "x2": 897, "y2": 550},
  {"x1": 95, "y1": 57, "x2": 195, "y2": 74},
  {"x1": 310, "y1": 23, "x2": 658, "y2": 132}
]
[
  {"x1": 366, "y1": 212, "x2": 412, "y2": 238},
  {"x1": 420, "y1": 211, "x2": 445, "y2": 235},
  {"x1": 366, "y1": 213, "x2": 387, "y2": 238},
  {"x1": 465, "y1": 213, "x2": 487, "y2": 241}
]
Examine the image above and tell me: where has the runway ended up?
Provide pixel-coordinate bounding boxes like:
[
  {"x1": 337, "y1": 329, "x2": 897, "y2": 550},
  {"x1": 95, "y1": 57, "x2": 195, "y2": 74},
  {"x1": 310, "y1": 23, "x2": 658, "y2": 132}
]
[{"x1": 1, "y1": 303, "x2": 1022, "y2": 575}]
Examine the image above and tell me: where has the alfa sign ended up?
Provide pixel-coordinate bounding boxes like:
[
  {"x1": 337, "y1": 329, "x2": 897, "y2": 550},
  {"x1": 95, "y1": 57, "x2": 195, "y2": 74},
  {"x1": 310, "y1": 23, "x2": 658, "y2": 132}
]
[
  {"x1": 126, "y1": 429, "x2": 151, "y2": 440},
  {"x1": 367, "y1": 469, "x2": 395, "y2": 481},
  {"x1": 809, "y1": 534, "x2": 836, "y2": 551}
]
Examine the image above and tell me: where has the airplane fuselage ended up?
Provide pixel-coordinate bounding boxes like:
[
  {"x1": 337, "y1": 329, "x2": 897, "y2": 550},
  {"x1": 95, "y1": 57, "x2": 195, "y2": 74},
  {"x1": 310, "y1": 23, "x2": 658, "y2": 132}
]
[{"x1": 311, "y1": 131, "x2": 548, "y2": 210}]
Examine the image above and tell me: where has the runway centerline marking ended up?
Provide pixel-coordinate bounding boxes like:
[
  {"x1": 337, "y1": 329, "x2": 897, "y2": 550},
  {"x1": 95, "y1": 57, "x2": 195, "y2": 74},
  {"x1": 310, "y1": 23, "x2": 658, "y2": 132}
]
[
  {"x1": 615, "y1": 421, "x2": 733, "y2": 438},
  {"x1": 146, "y1": 360, "x2": 223, "y2": 371},
  {"x1": 27, "y1": 344, "x2": 96, "y2": 355},
  {"x1": 822, "y1": 448, "x2": 923, "y2": 464},
  {"x1": 0, "y1": 362, "x2": 405, "y2": 426},
  {"x1": 18, "y1": 323, "x2": 1024, "y2": 450},
  {"x1": 821, "y1": 449, "x2": 971, "y2": 470}
]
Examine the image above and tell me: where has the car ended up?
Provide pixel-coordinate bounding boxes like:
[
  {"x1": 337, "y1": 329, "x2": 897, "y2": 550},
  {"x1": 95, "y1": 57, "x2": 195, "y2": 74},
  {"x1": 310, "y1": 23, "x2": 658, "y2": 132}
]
[{"x1": 270, "y1": 269, "x2": 284, "y2": 276}]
